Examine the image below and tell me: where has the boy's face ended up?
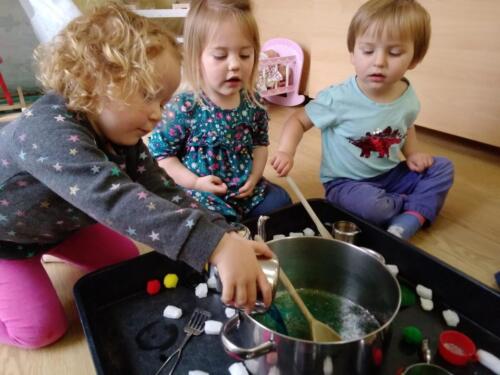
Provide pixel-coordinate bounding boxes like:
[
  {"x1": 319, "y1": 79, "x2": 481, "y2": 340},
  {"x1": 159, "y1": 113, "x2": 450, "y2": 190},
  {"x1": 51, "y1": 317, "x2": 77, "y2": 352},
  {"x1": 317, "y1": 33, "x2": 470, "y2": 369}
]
[
  {"x1": 350, "y1": 26, "x2": 417, "y2": 99},
  {"x1": 200, "y1": 18, "x2": 255, "y2": 108},
  {"x1": 93, "y1": 50, "x2": 181, "y2": 146}
]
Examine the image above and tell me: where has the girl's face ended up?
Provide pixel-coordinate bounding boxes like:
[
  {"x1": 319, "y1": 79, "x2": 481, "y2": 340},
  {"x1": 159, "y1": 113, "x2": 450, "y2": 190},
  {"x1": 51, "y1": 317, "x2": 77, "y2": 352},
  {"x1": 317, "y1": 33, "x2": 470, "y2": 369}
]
[
  {"x1": 350, "y1": 25, "x2": 417, "y2": 100},
  {"x1": 93, "y1": 50, "x2": 181, "y2": 146},
  {"x1": 200, "y1": 18, "x2": 255, "y2": 109}
]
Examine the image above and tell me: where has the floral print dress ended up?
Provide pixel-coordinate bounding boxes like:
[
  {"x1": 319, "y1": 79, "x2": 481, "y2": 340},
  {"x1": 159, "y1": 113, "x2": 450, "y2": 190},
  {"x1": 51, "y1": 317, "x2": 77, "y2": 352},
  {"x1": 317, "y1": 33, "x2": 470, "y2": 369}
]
[{"x1": 149, "y1": 91, "x2": 269, "y2": 221}]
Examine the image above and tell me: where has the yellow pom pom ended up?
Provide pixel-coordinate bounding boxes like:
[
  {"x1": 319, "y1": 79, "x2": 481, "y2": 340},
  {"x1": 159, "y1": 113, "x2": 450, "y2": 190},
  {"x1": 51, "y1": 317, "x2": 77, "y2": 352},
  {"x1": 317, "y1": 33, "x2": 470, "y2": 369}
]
[{"x1": 163, "y1": 273, "x2": 179, "y2": 289}]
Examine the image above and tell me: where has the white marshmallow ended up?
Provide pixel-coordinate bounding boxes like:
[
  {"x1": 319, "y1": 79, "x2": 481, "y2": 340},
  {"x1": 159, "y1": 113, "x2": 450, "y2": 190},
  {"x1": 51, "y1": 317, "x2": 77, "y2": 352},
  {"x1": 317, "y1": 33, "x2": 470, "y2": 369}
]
[
  {"x1": 206, "y1": 276, "x2": 218, "y2": 290},
  {"x1": 416, "y1": 284, "x2": 433, "y2": 300},
  {"x1": 386, "y1": 264, "x2": 399, "y2": 277},
  {"x1": 188, "y1": 371, "x2": 209, "y2": 375},
  {"x1": 225, "y1": 307, "x2": 236, "y2": 318},
  {"x1": 243, "y1": 359, "x2": 259, "y2": 374},
  {"x1": 323, "y1": 356, "x2": 334, "y2": 375},
  {"x1": 272, "y1": 234, "x2": 286, "y2": 240},
  {"x1": 195, "y1": 283, "x2": 208, "y2": 298},
  {"x1": 476, "y1": 349, "x2": 500, "y2": 375},
  {"x1": 229, "y1": 362, "x2": 249, "y2": 375},
  {"x1": 163, "y1": 305, "x2": 182, "y2": 319},
  {"x1": 288, "y1": 232, "x2": 304, "y2": 237},
  {"x1": 303, "y1": 227, "x2": 315, "y2": 236},
  {"x1": 204, "y1": 320, "x2": 223, "y2": 335},
  {"x1": 420, "y1": 297, "x2": 434, "y2": 311},
  {"x1": 442, "y1": 309, "x2": 460, "y2": 327}
]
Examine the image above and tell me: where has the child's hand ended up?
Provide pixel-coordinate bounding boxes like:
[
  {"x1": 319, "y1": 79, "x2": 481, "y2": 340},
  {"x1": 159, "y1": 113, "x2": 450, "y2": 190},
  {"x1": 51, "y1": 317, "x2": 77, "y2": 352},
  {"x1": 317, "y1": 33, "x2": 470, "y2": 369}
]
[
  {"x1": 270, "y1": 151, "x2": 294, "y2": 177},
  {"x1": 236, "y1": 177, "x2": 257, "y2": 198},
  {"x1": 209, "y1": 232, "x2": 274, "y2": 312},
  {"x1": 194, "y1": 175, "x2": 228, "y2": 195},
  {"x1": 406, "y1": 152, "x2": 434, "y2": 173}
]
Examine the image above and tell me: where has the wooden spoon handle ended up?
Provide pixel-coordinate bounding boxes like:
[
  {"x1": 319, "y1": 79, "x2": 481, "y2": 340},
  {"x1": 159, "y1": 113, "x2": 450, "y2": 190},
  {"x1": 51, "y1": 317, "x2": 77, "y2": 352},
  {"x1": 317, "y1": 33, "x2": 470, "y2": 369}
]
[
  {"x1": 285, "y1": 176, "x2": 334, "y2": 240},
  {"x1": 278, "y1": 268, "x2": 314, "y2": 324}
]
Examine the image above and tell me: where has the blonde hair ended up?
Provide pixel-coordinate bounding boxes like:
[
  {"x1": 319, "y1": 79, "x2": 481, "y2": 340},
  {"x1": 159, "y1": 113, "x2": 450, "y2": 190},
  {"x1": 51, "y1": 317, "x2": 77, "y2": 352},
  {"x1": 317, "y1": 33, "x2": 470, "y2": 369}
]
[
  {"x1": 183, "y1": 0, "x2": 261, "y2": 105},
  {"x1": 347, "y1": 0, "x2": 431, "y2": 65},
  {"x1": 35, "y1": 2, "x2": 181, "y2": 114}
]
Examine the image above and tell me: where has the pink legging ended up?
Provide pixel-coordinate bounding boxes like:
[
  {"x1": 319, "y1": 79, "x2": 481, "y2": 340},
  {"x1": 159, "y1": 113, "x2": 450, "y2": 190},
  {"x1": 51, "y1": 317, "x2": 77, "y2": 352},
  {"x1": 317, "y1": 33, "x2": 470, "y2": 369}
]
[{"x1": 0, "y1": 224, "x2": 139, "y2": 349}]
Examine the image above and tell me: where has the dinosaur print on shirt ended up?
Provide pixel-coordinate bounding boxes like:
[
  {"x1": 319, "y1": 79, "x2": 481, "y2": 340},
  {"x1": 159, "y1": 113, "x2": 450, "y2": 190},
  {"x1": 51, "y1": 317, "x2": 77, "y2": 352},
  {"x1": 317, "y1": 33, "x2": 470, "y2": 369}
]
[{"x1": 348, "y1": 126, "x2": 404, "y2": 158}]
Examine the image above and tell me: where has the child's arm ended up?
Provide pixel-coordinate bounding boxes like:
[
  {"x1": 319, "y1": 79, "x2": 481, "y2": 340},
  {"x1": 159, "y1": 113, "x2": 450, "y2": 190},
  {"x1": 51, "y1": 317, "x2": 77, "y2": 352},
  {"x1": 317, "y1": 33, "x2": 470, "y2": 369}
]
[
  {"x1": 158, "y1": 156, "x2": 227, "y2": 195},
  {"x1": 134, "y1": 142, "x2": 273, "y2": 311},
  {"x1": 402, "y1": 126, "x2": 434, "y2": 172},
  {"x1": 12, "y1": 99, "x2": 271, "y2": 312},
  {"x1": 237, "y1": 145, "x2": 267, "y2": 198},
  {"x1": 271, "y1": 107, "x2": 315, "y2": 176}
]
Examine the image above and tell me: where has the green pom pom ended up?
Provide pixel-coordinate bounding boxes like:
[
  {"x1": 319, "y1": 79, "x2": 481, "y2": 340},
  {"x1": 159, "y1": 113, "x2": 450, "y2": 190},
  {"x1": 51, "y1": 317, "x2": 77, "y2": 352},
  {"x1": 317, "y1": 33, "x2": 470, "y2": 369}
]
[
  {"x1": 403, "y1": 326, "x2": 423, "y2": 345},
  {"x1": 401, "y1": 284, "x2": 417, "y2": 307}
]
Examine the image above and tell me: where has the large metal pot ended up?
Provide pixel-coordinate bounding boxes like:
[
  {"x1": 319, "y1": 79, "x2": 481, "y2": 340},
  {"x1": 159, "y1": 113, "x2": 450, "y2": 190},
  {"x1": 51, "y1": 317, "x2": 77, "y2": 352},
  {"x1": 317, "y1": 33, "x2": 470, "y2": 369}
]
[{"x1": 221, "y1": 237, "x2": 401, "y2": 374}]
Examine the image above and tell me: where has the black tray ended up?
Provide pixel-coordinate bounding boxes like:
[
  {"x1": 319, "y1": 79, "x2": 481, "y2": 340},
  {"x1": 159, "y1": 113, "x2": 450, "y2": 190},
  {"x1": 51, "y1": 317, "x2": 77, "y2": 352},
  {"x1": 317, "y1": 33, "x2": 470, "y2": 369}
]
[{"x1": 75, "y1": 199, "x2": 500, "y2": 375}]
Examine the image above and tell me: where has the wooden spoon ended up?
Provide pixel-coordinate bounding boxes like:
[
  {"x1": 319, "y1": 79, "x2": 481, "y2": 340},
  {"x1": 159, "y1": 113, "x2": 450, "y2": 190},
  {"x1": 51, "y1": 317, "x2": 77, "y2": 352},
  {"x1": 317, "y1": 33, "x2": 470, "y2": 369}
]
[
  {"x1": 284, "y1": 176, "x2": 344, "y2": 341},
  {"x1": 285, "y1": 176, "x2": 334, "y2": 240},
  {"x1": 257, "y1": 215, "x2": 342, "y2": 342},
  {"x1": 278, "y1": 268, "x2": 342, "y2": 342}
]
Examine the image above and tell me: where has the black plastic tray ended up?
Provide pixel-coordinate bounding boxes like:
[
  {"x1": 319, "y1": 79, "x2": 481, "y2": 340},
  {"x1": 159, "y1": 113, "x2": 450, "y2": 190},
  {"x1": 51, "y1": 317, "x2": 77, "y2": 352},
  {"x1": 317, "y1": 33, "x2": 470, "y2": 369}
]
[{"x1": 75, "y1": 199, "x2": 500, "y2": 374}]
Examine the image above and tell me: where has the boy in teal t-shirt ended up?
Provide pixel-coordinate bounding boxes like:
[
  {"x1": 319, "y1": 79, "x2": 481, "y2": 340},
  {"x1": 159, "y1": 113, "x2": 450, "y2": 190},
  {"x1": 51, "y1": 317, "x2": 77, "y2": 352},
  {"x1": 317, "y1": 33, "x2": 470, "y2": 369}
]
[{"x1": 271, "y1": 0, "x2": 454, "y2": 240}]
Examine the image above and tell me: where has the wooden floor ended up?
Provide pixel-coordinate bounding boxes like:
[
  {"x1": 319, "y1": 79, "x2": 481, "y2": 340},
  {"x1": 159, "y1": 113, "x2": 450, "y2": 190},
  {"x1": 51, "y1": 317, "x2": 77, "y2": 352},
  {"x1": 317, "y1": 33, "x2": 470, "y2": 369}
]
[{"x1": 1, "y1": 105, "x2": 499, "y2": 374}]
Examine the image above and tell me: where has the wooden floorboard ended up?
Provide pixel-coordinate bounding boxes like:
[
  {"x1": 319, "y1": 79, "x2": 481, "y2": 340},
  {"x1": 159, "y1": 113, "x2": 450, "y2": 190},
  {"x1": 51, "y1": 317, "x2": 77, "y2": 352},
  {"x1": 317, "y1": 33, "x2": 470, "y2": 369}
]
[{"x1": 1, "y1": 104, "x2": 499, "y2": 374}]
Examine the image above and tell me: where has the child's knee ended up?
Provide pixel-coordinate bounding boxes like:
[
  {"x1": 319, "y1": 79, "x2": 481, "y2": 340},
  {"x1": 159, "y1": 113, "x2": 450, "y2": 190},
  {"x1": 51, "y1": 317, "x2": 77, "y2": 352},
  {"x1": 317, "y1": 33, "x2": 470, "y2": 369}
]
[
  {"x1": 362, "y1": 198, "x2": 400, "y2": 225},
  {"x1": 267, "y1": 183, "x2": 292, "y2": 207},
  {"x1": 2, "y1": 312, "x2": 68, "y2": 349},
  {"x1": 432, "y1": 157, "x2": 454, "y2": 179},
  {"x1": 276, "y1": 187, "x2": 292, "y2": 206}
]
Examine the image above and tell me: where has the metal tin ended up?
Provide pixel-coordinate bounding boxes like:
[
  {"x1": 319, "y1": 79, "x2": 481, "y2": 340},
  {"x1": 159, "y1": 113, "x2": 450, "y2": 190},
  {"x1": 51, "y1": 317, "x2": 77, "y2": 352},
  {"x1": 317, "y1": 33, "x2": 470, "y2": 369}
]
[
  {"x1": 403, "y1": 363, "x2": 453, "y2": 375},
  {"x1": 332, "y1": 220, "x2": 361, "y2": 244},
  {"x1": 403, "y1": 340, "x2": 453, "y2": 374}
]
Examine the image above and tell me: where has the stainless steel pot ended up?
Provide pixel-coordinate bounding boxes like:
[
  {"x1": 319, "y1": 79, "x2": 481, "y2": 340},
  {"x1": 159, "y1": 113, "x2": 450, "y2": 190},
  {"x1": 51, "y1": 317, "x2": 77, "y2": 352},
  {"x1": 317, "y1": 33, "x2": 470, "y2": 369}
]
[{"x1": 221, "y1": 236, "x2": 401, "y2": 374}]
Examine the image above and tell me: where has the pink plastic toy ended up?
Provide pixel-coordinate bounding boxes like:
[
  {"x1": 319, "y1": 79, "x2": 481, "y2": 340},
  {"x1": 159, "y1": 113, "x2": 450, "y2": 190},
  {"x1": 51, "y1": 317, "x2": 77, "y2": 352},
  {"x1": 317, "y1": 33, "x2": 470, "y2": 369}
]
[
  {"x1": 258, "y1": 38, "x2": 305, "y2": 106},
  {"x1": 0, "y1": 56, "x2": 14, "y2": 106}
]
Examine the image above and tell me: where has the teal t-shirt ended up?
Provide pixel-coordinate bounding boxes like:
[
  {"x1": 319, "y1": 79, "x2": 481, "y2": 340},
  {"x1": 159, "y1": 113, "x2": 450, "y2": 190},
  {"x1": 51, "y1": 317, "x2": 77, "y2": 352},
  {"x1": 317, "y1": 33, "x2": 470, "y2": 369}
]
[{"x1": 305, "y1": 76, "x2": 420, "y2": 182}]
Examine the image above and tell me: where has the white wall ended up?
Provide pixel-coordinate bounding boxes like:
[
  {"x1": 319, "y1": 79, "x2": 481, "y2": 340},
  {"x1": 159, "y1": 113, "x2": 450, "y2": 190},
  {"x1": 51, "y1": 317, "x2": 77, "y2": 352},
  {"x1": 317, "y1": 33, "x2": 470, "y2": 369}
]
[{"x1": 0, "y1": 0, "x2": 39, "y2": 92}]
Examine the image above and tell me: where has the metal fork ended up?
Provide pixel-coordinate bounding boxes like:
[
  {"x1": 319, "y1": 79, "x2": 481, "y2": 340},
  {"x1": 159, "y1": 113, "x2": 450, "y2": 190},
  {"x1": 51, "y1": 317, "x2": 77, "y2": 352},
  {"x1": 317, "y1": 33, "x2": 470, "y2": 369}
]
[{"x1": 153, "y1": 308, "x2": 211, "y2": 375}]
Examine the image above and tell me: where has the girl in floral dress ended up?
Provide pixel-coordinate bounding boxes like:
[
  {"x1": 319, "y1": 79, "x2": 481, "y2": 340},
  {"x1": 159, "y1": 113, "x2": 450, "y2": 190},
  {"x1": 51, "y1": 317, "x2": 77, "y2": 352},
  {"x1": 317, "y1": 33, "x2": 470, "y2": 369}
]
[{"x1": 149, "y1": 0, "x2": 291, "y2": 222}]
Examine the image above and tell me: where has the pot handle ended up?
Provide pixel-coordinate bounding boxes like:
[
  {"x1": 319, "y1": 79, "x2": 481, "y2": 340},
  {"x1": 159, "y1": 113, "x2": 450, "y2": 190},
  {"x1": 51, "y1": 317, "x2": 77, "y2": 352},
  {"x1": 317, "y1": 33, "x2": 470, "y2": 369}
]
[{"x1": 221, "y1": 314, "x2": 276, "y2": 360}]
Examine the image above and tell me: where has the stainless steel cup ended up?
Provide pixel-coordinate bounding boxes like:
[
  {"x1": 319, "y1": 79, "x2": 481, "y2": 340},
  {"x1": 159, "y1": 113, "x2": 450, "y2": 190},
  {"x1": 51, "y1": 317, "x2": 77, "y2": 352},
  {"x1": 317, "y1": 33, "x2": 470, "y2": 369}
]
[
  {"x1": 403, "y1": 364, "x2": 453, "y2": 375},
  {"x1": 210, "y1": 223, "x2": 280, "y2": 313},
  {"x1": 332, "y1": 220, "x2": 361, "y2": 244},
  {"x1": 403, "y1": 339, "x2": 453, "y2": 375}
]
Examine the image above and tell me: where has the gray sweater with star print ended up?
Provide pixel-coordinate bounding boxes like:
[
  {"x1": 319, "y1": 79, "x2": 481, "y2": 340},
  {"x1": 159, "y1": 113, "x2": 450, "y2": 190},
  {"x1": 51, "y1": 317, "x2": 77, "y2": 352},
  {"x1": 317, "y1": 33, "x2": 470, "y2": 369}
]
[{"x1": 0, "y1": 94, "x2": 232, "y2": 271}]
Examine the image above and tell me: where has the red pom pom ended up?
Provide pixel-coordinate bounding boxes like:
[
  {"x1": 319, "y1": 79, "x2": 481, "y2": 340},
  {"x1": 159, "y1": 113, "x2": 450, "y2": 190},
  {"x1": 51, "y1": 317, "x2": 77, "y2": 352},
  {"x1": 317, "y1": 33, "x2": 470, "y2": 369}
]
[
  {"x1": 372, "y1": 347, "x2": 383, "y2": 366},
  {"x1": 146, "y1": 279, "x2": 161, "y2": 295}
]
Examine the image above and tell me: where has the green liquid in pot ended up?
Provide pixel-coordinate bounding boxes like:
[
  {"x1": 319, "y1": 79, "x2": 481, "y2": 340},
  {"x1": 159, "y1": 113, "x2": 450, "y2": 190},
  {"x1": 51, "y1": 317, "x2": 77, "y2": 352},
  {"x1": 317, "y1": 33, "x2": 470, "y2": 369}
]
[{"x1": 254, "y1": 288, "x2": 380, "y2": 341}]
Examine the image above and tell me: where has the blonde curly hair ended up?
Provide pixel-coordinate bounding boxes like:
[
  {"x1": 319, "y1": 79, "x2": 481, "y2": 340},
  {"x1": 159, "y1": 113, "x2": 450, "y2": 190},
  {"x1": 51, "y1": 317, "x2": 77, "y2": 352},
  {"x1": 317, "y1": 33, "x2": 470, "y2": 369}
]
[{"x1": 35, "y1": 2, "x2": 181, "y2": 114}]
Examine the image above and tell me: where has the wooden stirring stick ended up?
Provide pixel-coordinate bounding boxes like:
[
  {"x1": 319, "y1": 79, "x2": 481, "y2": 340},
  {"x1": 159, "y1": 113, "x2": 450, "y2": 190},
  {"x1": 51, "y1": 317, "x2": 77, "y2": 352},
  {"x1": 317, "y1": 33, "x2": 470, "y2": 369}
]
[{"x1": 285, "y1": 176, "x2": 334, "y2": 240}]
